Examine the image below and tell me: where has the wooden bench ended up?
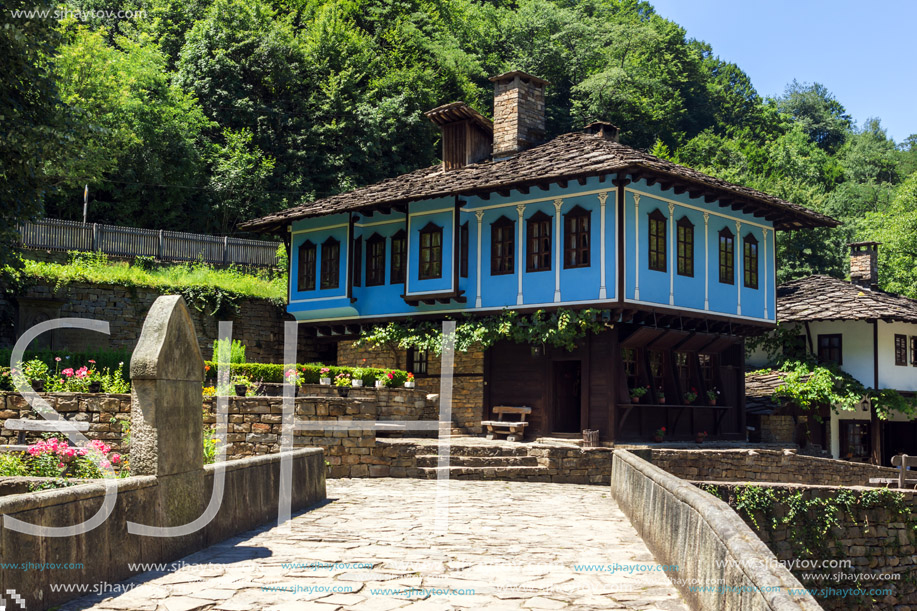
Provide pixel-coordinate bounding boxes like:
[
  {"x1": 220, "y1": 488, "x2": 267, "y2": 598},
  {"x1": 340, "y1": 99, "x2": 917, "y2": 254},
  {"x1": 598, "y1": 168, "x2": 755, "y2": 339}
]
[
  {"x1": 3, "y1": 419, "x2": 90, "y2": 451},
  {"x1": 891, "y1": 454, "x2": 917, "y2": 489},
  {"x1": 482, "y1": 406, "x2": 531, "y2": 442}
]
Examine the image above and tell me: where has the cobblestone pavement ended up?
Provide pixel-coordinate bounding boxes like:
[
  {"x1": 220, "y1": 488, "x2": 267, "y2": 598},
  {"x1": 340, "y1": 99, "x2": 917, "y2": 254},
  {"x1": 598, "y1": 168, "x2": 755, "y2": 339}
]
[{"x1": 63, "y1": 478, "x2": 687, "y2": 610}]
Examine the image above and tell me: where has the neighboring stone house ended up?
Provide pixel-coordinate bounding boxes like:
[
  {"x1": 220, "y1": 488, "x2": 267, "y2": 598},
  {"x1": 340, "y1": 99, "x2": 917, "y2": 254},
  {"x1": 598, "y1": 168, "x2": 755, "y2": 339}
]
[
  {"x1": 748, "y1": 242, "x2": 917, "y2": 465},
  {"x1": 243, "y1": 71, "x2": 836, "y2": 443}
]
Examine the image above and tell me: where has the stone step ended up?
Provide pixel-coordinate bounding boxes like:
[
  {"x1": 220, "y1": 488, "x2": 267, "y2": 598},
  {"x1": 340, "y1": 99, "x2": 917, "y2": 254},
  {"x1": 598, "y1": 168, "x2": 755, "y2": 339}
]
[
  {"x1": 415, "y1": 454, "x2": 540, "y2": 468},
  {"x1": 416, "y1": 444, "x2": 530, "y2": 457},
  {"x1": 418, "y1": 466, "x2": 554, "y2": 481}
]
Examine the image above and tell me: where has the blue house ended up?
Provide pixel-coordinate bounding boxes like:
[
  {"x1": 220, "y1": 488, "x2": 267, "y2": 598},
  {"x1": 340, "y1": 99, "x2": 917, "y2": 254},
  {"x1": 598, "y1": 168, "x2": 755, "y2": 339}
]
[{"x1": 243, "y1": 72, "x2": 837, "y2": 442}]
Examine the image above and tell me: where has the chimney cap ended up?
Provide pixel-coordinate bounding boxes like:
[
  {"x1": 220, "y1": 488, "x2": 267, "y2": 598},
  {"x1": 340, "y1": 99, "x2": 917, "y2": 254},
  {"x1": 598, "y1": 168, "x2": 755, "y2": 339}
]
[
  {"x1": 848, "y1": 241, "x2": 881, "y2": 252},
  {"x1": 489, "y1": 71, "x2": 550, "y2": 87},
  {"x1": 584, "y1": 121, "x2": 620, "y2": 140},
  {"x1": 424, "y1": 101, "x2": 493, "y2": 134}
]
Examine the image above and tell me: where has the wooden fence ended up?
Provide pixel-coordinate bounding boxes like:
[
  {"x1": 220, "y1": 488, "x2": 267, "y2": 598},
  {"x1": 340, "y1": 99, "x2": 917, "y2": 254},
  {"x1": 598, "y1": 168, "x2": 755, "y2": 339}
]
[{"x1": 18, "y1": 219, "x2": 281, "y2": 267}]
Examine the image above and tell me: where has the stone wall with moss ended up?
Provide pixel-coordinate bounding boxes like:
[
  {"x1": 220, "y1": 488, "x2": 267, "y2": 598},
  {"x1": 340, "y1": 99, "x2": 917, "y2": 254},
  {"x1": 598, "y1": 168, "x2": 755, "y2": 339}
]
[{"x1": 699, "y1": 482, "x2": 917, "y2": 611}]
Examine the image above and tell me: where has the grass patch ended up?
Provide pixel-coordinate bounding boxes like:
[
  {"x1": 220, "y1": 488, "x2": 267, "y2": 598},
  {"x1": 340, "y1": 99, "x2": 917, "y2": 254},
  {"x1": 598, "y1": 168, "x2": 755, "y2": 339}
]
[{"x1": 9, "y1": 252, "x2": 286, "y2": 304}]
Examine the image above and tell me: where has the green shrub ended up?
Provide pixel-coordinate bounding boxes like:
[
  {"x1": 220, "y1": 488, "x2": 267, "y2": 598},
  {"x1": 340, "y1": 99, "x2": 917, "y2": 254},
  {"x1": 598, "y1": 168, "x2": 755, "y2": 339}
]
[
  {"x1": 212, "y1": 339, "x2": 246, "y2": 364},
  {"x1": 203, "y1": 362, "x2": 410, "y2": 387}
]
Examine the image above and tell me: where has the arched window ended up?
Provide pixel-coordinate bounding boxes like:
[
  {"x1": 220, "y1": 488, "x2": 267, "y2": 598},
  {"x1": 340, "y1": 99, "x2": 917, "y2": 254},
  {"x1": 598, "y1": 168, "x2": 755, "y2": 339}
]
[
  {"x1": 718, "y1": 228, "x2": 734, "y2": 285},
  {"x1": 744, "y1": 233, "x2": 758, "y2": 289},
  {"x1": 526, "y1": 211, "x2": 552, "y2": 272},
  {"x1": 648, "y1": 209, "x2": 667, "y2": 272},
  {"x1": 564, "y1": 206, "x2": 591, "y2": 268},
  {"x1": 390, "y1": 230, "x2": 406, "y2": 284},
  {"x1": 418, "y1": 222, "x2": 443, "y2": 280},
  {"x1": 366, "y1": 233, "x2": 386, "y2": 286},
  {"x1": 297, "y1": 240, "x2": 316, "y2": 292},
  {"x1": 676, "y1": 217, "x2": 694, "y2": 277},
  {"x1": 320, "y1": 237, "x2": 340, "y2": 290},
  {"x1": 490, "y1": 216, "x2": 515, "y2": 275}
]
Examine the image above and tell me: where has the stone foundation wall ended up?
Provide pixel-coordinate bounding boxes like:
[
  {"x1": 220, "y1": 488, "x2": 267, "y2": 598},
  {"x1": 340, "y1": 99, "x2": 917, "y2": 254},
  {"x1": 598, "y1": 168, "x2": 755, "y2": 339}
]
[
  {"x1": 337, "y1": 340, "x2": 484, "y2": 434},
  {"x1": 651, "y1": 448, "x2": 897, "y2": 486},
  {"x1": 759, "y1": 414, "x2": 795, "y2": 443},
  {"x1": 1, "y1": 279, "x2": 301, "y2": 363},
  {"x1": 701, "y1": 482, "x2": 917, "y2": 610}
]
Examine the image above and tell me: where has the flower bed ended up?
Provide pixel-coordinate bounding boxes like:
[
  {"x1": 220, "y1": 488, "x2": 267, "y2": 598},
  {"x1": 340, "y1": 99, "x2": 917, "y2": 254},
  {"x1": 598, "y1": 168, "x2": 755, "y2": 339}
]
[
  {"x1": 2, "y1": 357, "x2": 130, "y2": 393},
  {"x1": 204, "y1": 362, "x2": 412, "y2": 388}
]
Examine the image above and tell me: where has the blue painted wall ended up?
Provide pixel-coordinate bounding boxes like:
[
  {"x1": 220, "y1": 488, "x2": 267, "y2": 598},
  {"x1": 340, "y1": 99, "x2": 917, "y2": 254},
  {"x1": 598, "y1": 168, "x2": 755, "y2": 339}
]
[{"x1": 285, "y1": 175, "x2": 776, "y2": 324}]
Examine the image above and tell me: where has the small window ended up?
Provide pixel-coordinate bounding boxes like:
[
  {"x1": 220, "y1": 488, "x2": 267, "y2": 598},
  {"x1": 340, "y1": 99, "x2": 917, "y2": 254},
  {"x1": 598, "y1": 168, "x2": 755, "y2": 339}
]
[
  {"x1": 460, "y1": 222, "x2": 469, "y2": 278},
  {"x1": 564, "y1": 206, "x2": 590, "y2": 268},
  {"x1": 390, "y1": 230, "x2": 406, "y2": 284},
  {"x1": 840, "y1": 421, "x2": 870, "y2": 461},
  {"x1": 418, "y1": 223, "x2": 443, "y2": 280},
  {"x1": 744, "y1": 233, "x2": 758, "y2": 289},
  {"x1": 719, "y1": 228, "x2": 734, "y2": 284},
  {"x1": 526, "y1": 211, "x2": 552, "y2": 272},
  {"x1": 365, "y1": 234, "x2": 386, "y2": 286},
  {"x1": 817, "y1": 334, "x2": 842, "y2": 365},
  {"x1": 648, "y1": 209, "x2": 667, "y2": 272},
  {"x1": 622, "y1": 348, "x2": 637, "y2": 390},
  {"x1": 353, "y1": 237, "x2": 362, "y2": 287},
  {"x1": 698, "y1": 353, "x2": 714, "y2": 388},
  {"x1": 895, "y1": 334, "x2": 908, "y2": 366},
  {"x1": 491, "y1": 216, "x2": 515, "y2": 275},
  {"x1": 297, "y1": 240, "x2": 316, "y2": 292},
  {"x1": 320, "y1": 237, "x2": 340, "y2": 290},
  {"x1": 676, "y1": 217, "x2": 694, "y2": 277},
  {"x1": 408, "y1": 348, "x2": 428, "y2": 375},
  {"x1": 675, "y1": 352, "x2": 690, "y2": 392},
  {"x1": 911, "y1": 337, "x2": 917, "y2": 367},
  {"x1": 648, "y1": 349, "x2": 664, "y2": 392}
]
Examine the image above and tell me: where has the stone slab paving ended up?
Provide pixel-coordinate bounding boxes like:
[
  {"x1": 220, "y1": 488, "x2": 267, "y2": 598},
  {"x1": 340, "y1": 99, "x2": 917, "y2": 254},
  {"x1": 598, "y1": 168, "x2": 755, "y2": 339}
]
[{"x1": 61, "y1": 479, "x2": 686, "y2": 611}]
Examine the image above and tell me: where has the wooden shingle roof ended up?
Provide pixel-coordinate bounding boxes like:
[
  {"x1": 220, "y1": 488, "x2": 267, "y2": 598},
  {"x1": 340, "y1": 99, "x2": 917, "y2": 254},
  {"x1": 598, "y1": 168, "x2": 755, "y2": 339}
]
[
  {"x1": 241, "y1": 131, "x2": 838, "y2": 233},
  {"x1": 777, "y1": 275, "x2": 917, "y2": 324},
  {"x1": 745, "y1": 370, "x2": 789, "y2": 415}
]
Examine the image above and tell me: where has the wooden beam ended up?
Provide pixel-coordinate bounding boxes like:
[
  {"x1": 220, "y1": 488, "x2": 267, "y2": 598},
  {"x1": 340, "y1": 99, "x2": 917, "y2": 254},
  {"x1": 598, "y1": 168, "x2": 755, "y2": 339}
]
[
  {"x1": 518, "y1": 185, "x2": 530, "y2": 194},
  {"x1": 643, "y1": 176, "x2": 658, "y2": 187},
  {"x1": 576, "y1": 177, "x2": 587, "y2": 186},
  {"x1": 704, "y1": 193, "x2": 718, "y2": 204},
  {"x1": 673, "y1": 185, "x2": 687, "y2": 195}
]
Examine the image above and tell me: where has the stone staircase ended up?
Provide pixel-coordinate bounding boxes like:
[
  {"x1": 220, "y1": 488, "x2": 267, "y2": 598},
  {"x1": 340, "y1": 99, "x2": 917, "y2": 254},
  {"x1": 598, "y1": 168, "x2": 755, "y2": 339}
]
[{"x1": 408, "y1": 441, "x2": 608, "y2": 482}]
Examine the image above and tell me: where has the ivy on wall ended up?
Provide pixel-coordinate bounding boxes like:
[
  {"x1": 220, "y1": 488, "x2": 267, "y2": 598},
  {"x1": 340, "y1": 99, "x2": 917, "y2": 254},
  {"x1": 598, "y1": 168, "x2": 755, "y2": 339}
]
[{"x1": 355, "y1": 308, "x2": 608, "y2": 354}]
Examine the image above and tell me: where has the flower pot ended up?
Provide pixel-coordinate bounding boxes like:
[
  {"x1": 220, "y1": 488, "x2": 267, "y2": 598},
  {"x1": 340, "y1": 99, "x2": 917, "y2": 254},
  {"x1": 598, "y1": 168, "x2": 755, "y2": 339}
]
[
  {"x1": 653, "y1": 435, "x2": 664, "y2": 443},
  {"x1": 31, "y1": 379, "x2": 44, "y2": 392},
  {"x1": 405, "y1": 381, "x2": 415, "y2": 389},
  {"x1": 708, "y1": 400, "x2": 717, "y2": 406},
  {"x1": 234, "y1": 384, "x2": 248, "y2": 397},
  {"x1": 351, "y1": 379, "x2": 363, "y2": 388},
  {"x1": 630, "y1": 396, "x2": 639, "y2": 403},
  {"x1": 658, "y1": 397, "x2": 665, "y2": 404},
  {"x1": 320, "y1": 378, "x2": 331, "y2": 386},
  {"x1": 336, "y1": 386, "x2": 350, "y2": 398},
  {"x1": 88, "y1": 381, "x2": 102, "y2": 393},
  {"x1": 374, "y1": 380, "x2": 384, "y2": 388},
  {"x1": 695, "y1": 436, "x2": 705, "y2": 444}
]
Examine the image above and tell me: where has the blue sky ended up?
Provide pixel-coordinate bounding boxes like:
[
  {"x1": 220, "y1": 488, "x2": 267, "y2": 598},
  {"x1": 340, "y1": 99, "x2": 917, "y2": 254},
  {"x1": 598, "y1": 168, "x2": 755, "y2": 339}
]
[{"x1": 648, "y1": 0, "x2": 916, "y2": 144}]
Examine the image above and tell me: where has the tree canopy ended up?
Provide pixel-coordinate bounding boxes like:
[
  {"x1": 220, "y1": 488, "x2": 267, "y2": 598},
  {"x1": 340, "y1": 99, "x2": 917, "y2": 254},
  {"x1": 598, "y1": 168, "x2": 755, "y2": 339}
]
[{"x1": 3, "y1": 0, "x2": 916, "y2": 291}]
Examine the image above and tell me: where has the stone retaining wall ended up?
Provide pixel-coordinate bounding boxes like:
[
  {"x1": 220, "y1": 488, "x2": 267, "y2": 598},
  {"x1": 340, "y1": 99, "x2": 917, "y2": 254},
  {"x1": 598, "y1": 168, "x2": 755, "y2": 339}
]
[
  {"x1": 611, "y1": 449, "x2": 821, "y2": 611},
  {"x1": 701, "y1": 482, "x2": 917, "y2": 610},
  {"x1": 0, "y1": 448, "x2": 325, "y2": 611},
  {"x1": 651, "y1": 448, "x2": 897, "y2": 487},
  {"x1": 337, "y1": 340, "x2": 484, "y2": 434},
  {"x1": 1, "y1": 279, "x2": 300, "y2": 363}
]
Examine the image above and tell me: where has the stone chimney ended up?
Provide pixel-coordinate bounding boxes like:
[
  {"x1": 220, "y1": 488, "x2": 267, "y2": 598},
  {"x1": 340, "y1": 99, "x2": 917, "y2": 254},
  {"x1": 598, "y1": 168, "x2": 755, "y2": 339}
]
[
  {"x1": 849, "y1": 242, "x2": 880, "y2": 289},
  {"x1": 489, "y1": 71, "x2": 548, "y2": 158},
  {"x1": 425, "y1": 102, "x2": 493, "y2": 171},
  {"x1": 584, "y1": 121, "x2": 620, "y2": 142}
]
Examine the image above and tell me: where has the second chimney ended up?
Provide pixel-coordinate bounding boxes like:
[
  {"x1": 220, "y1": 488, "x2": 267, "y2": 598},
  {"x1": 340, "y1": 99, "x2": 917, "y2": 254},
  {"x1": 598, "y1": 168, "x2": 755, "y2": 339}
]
[
  {"x1": 849, "y1": 242, "x2": 880, "y2": 289},
  {"x1": 490, "y1": 71, "x2": 548, "y2": 158}
]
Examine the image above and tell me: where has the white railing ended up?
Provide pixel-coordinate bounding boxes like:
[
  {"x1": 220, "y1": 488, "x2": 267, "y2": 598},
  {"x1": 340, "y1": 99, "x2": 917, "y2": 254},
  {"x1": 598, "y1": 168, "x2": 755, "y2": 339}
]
[{"x1": 19, "y1": 219, "x2": 281, "y2": 267}]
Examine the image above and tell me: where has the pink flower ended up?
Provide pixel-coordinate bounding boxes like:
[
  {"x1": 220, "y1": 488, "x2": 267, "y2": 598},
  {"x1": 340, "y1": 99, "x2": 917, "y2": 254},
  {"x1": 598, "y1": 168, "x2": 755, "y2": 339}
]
[
  {"x1": 100, "y1": 460, "x2": 111, "y2": 469},
  {"x1": 55, "y1": 357, "x2": 62, "y2": 362},
  {"x1": 58, "y1": 462, "x2": 65, "y2": 469},
  {"x1": 62, "y1": 368, "x2": 74, "y2": 377},
  {"x1": 110, "y1": 453, "x2": 121, "y2": 464},
  {"x1": 75, "y1": 367, "x2": 89, "y2": 379},
  {"x1": 88, "y1": 360, "x2": 96, "y2": 364}
]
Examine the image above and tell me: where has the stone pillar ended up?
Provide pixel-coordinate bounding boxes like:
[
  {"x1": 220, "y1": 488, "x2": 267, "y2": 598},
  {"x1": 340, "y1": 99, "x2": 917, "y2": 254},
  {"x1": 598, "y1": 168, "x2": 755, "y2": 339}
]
[{"x1": 130, "y1": 295, "x2": 205, "y2": 553}]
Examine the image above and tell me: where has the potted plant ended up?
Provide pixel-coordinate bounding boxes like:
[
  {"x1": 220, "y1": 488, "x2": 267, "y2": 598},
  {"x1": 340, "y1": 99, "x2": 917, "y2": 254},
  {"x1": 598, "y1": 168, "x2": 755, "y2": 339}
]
[
  {"x1": 351, "y1": 368, "x2": 364, "y2": 388},
  {"x1": 86, "y1": 360, "x2": 102, "y2": 393},
  {"x1": 653, "y1": 426, "x2": 666, "y2": 443},
  {"x1": 16, "y1": 359, "x2": 48, "y2": 392},
  {"x1": 683, "y1": 387, "x2": 698, "y2": 405},
  {"x1": 404, "y1": 372, "x2": 415, "y2": 389},
  {"x1": 629, "y1": 385, "x2": 648, "y2": 403},
  {"x1": 374, "y1": 372, "x2": 389, "y2": 389},
  {"x1": 706, "y1": 388, "x2": 719, "y2": 406},
  {"x1": 334, "y1": 372, "x2": 352, "y2": 397},
  {"x1": 657, "y1": 388, "x2": 665, "y2": 404},
  {"x1": 695, "y1": 430, "x2": 708, "y2": 444},
  {"x1": 319, "y1": 367, "x2": 332, "y2": 385},
  {"x1": 233, "y1": 375, "x2": 252, "y2": 397}
]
